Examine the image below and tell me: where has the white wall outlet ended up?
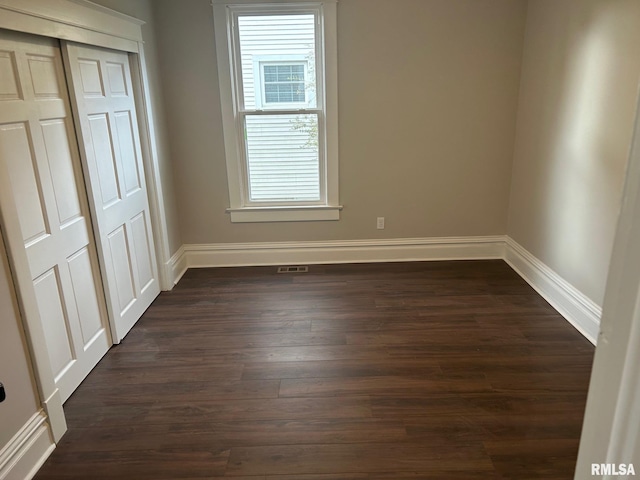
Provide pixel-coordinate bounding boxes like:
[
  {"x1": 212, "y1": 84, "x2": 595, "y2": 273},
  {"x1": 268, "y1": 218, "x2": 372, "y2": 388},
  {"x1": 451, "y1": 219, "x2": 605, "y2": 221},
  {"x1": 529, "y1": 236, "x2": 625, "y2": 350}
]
[{"x1": 377, "y1": 217, "x2": 385, "y2": 229}]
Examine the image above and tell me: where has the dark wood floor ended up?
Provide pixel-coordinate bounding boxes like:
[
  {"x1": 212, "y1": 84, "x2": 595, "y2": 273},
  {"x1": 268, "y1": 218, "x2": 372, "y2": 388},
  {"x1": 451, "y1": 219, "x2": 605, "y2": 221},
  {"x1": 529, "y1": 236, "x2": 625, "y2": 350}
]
[{"x1": 34, "y1": 260, "x2": 594, "y2": 479}]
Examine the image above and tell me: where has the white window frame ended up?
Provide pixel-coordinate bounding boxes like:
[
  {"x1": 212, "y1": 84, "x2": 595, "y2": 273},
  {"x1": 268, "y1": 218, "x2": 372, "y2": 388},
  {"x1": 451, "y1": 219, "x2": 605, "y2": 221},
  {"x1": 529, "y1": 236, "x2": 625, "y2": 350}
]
[
  {"x1": 253, "y1": 55, "x2": 310, "y2": 109},
  {"x1": 213, "y1": 0, "x2": 340, "y2": 223}
]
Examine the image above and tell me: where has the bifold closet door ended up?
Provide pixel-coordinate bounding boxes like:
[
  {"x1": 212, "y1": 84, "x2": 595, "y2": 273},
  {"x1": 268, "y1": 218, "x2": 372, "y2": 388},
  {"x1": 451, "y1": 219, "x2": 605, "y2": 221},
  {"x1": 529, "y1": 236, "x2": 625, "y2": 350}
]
[
  {"x1": 63, "y1": 42, "x2": 160, "y2": 343},
  {"x1": 0, "y1": 30, "x2": 111, "y2": 402}
]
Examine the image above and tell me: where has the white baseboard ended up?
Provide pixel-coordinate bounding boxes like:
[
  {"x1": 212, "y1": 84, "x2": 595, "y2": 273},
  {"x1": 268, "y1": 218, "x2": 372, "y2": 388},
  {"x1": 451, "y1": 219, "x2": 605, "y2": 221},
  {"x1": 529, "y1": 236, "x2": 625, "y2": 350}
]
[
  {"x1": 166, "y1": 235, "x2": 602, "y2": 344},
  {"x1": 166, "y1": 245, "x2": 187, "y2": 287},
  {"x1": 0, "y1": 411, "x2": 55, "y2": 480},
  {"x1": 168, "y1": 236, "x2": 505, "y2": 283},
  {"x1": 504, "y1": 237, "x2": 601, "y2": 345}
]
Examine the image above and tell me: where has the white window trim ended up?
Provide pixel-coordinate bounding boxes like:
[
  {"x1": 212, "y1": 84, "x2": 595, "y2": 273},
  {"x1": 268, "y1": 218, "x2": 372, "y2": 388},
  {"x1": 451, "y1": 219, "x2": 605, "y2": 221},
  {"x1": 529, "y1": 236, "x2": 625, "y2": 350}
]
[{"x1": 212, "y1": 0, "x2": 340, "y2": 223}]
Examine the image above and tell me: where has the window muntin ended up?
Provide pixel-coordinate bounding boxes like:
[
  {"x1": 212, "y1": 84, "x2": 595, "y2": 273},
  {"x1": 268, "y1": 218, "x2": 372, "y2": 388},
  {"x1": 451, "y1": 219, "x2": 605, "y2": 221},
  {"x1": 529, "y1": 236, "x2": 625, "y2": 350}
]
[{"x1": 263, "y1": 64, "x2": 306, "y2": 104}]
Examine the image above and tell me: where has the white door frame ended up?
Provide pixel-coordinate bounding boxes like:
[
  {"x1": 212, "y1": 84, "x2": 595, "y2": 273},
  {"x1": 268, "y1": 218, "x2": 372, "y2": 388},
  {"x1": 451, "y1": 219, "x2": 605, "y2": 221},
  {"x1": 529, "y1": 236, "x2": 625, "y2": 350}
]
[
  {"x1": 0, "y1": 0, "x2": 172, "y2": 442},
  {"x1": 574, "y1": 88, "x2": 640, "y2": 476}
]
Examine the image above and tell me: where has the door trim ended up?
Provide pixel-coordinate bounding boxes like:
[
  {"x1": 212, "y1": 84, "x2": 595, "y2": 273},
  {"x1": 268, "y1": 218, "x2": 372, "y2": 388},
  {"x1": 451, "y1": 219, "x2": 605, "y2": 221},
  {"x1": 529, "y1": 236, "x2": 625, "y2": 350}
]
[
  {"x1": 0, "y1": 0, "x2": 142, "y2": 52},
  {"x1": 574, "y1": 75, "x2": 640, "y2": 477},
  {"x1": 129, "y1": 48, "x2": 172, "y2": 292},
  {"x1": 0, "y1": 0, "x2": 172, "y2": 442}
]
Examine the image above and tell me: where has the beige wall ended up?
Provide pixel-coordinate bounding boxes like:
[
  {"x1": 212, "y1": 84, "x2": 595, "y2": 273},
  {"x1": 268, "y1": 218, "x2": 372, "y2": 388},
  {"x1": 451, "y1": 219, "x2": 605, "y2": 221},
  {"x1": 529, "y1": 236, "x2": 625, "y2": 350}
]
[
  {"x1": 0, "y1": 230, "x2": 40, "y2": 448},
  {"x1": 508, "y1": 0, "x2": 640, "y2": 305},
  {"x1": 91, "y1": 0, "x2": 640, "y2": 311},
  {"x1": 154, "y1": 0, "x2": 527, "y2": 244},
  {"x1": 90, "y1": 0, "x2": 182, "y2": 255}
]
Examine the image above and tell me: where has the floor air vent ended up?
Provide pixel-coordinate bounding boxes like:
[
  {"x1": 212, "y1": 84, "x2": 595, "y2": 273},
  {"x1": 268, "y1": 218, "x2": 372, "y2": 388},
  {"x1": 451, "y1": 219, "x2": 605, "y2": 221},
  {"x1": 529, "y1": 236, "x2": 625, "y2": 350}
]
[{"x1": 277, "y1": 266, "x2": 309, "y2": 273}]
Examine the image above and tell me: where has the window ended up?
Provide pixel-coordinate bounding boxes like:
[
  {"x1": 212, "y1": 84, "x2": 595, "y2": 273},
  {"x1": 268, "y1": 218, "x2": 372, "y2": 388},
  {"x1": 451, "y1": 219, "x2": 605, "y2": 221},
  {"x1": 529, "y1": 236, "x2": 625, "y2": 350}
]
[
  {"x1": 263, "y1": 64, "x2": 306, "y2": 104},
  {"x1": 213, "y1": 0, "x2": 340, "y2": 222}
]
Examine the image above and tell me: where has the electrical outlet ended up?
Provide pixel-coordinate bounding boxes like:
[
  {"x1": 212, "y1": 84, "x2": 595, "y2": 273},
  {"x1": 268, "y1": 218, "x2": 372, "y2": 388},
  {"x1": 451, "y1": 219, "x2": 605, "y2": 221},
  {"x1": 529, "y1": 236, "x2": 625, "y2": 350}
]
[{"x1": 377, "y1": 217, "x2": 385, "y2": 230}]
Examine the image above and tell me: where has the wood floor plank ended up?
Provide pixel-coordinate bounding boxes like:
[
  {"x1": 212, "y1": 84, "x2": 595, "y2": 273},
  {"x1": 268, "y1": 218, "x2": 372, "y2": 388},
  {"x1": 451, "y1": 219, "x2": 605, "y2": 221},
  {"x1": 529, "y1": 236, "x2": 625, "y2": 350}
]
[
  {"x1": 370, "y1": 391, "x2": 590, "y2": 418},
  {"x1": 118, "y1": 332, "x2": 347, "y2": 352},
  {"x1": 143, "y1": 397, "x2": 373, "y2": 423},
  {"x1": 34, "y1": 260, "x2": 593, "y2": 479},
  {"x1": 54, "y1": 423, "x2": 223, "y2": 452},
  {"x1": 78, "y1": 363, "x2": 245, "y2": 387},
  {"x1": 67, "y1": 379, "x2": 281, "y2": 406},
  {"x1": 102, "y1": 344, "x2": 392, "y2": 366},
  {"x1": 365, "y1": 473, "x2": 504, "y2": 480},
  {"x1": 216, "y1": 419, "x2": 408, "y2": 446},
  {"x1": 225, "y1": 443, "x2": 494, "y2": 476},
  {"x1": 310, "y1": 314, "x2": 479, "y2": 333},
  {"x1": 265, "y1": 473, "x2": 505, "y2": 479},
  {"x1": 485, "y1": 438, "x2": 581, "y2": 479},
  {"x1": 486, "y1": 371, "x2": 592, "y2": 392},
  {"x1": 241, "y1": 358, "x2": 442, "y2": 380},
  {"x1": 36, "y1": 448, "x2": 231, "y2": 479},
  {"x1": 279, "y1": 373, "x2": 491, "y2": 397},
  {"x1": 202, "y1": 419, "x2": 408, "y2": 446},
  {"x1": 345, "y1": 326, "x2": 528, "y2": 346},
  {"x1": 131, "y1": 317, "x2": 313, "y2": 335},
  {"x1": 57, "y1": 418, "x2": 409, "y2": 451},
  {"x1": 438, "y1": 354, "x2": 593, "y2": 375},
  {"x1": 404, "y1": 411, "x2": 586, "y2": 442},
  {"x1": 62, "y1": 403, "x2": 153, "y2": 429},
  {"x1": 266, "y1": 475, "x2": 368, "y2": 480}
]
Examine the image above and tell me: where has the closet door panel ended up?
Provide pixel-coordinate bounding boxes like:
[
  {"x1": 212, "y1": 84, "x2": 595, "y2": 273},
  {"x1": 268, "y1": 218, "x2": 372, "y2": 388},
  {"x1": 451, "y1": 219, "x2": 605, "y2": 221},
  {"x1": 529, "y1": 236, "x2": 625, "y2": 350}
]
[
  {"x1": 0, "y1": 50, "x2": 21, "y2": 99},
  {"x1": 32, "y1": 268, "x2": 74, "y2": 380},
  {"x1": 67, "y1": 247, "x2": 104, "y2": 345},
  {"x1": 0, "y1": 122, "x2": 47, "y2": 243},
  {"x1": 64, "y1": 42, "x2": 160, "y2": 342},
  {"x1": 40, "y1": 119, "x2": 82, "y2": 224}
]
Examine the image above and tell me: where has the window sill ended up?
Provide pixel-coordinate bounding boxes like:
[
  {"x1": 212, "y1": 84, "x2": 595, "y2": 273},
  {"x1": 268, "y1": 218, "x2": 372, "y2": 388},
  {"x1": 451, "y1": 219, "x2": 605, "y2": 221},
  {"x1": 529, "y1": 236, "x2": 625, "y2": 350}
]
[{"x1": 226, "y1": 205, "x2": 342, "y2": 223}]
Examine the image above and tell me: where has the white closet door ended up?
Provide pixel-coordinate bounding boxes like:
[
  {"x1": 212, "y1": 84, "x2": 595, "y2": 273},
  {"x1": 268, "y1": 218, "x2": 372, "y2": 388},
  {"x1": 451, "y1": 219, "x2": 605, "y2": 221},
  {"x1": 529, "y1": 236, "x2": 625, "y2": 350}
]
[
  {"x1": 63, "y1": 42, "x2": 160, "y2": 342},
  {"x1": 0, "y1": 31, "x2": 111, "y2": 402}
]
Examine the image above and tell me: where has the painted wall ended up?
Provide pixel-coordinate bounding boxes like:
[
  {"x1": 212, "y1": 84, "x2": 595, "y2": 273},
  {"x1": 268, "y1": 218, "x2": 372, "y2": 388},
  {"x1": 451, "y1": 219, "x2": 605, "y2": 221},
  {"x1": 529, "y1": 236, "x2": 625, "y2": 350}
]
[
  {"x1": 153, "y1": 0, "x2": 527, "y2": 244},
  {"x1": 0, "y1": 229, "x2": 40, "y2": 449},
  {"x1": 89, "y1": 0, "x2": 182, "y2": 256},
  {"x1": 508, "y1": 0, "x2": 640, "y2": 306}
]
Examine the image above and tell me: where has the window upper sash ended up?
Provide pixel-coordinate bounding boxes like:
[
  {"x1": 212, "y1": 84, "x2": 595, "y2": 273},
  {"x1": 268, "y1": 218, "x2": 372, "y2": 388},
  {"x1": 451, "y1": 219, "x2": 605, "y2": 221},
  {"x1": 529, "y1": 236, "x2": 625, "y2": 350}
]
[{"x1": 230, "y1": 6, "x2": 324, "y2": 114}]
